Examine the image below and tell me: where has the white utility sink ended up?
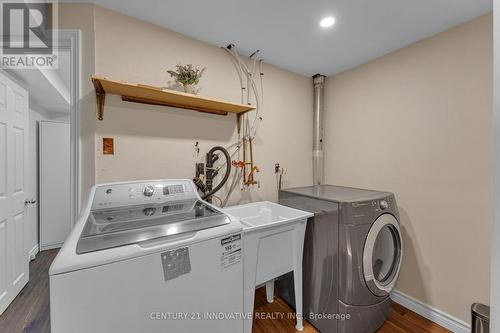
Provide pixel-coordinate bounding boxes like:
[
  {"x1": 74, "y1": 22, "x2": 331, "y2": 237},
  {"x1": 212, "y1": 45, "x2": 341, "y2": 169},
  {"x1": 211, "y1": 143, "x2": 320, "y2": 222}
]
[
  {"x1": 228, "y1": 201, "x2": 309, "y2": 229},
  {"x1": 223, "y1": 201, "x2": 313, "y2": 333}
]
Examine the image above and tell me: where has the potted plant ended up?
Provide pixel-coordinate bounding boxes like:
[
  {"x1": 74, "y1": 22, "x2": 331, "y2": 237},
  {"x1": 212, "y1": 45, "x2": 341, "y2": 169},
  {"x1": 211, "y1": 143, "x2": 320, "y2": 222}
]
[{"x1": 167, "y1": 64, "x2": 206, "y2": 95}]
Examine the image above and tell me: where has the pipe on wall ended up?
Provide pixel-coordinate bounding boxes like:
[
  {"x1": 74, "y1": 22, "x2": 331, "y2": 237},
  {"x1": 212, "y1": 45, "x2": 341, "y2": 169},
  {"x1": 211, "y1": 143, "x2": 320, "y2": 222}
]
[{"x1": 312, "y1": 74, "x2": 326, "y2": 185}]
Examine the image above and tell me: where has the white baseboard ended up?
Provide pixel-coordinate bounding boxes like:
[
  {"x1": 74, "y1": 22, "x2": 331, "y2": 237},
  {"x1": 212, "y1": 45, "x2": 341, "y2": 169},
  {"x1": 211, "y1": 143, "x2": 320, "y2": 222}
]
[
  {"x1": 28, "y1": 244, "x2": 39, "y2": 261},
  {"x1": 40, "y1": 243, "x2": 62, "y2": 251},
  {"x1": 390, "y1": 290, "x2": 471, "y2": 333}
]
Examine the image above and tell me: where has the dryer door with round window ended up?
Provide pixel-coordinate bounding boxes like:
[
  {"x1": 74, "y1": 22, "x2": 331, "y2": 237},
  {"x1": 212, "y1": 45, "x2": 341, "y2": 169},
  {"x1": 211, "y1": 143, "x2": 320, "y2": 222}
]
[{"x1": 363, "y1": 214, "x2": 403, "y2": 297}]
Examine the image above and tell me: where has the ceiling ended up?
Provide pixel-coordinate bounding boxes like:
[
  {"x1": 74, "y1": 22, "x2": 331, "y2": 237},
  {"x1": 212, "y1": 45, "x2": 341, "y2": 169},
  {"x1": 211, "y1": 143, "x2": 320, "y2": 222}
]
[
  {"x1": 73, "y1": 0, "x2": 492, "y2": 76},
  {"x1": 9, "y1": 50, "x2": 71, "y2": 114}
]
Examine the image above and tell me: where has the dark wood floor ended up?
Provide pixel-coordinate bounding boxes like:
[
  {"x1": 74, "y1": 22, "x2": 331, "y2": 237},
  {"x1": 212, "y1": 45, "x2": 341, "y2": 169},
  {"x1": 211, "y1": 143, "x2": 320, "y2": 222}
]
[
  {"x1": 0, "y1": 249, "x2": 58, "y2": 333},
  {"x1": 252, "y1": 287, "x2": 451, "y2": 333},
  {"x1": 0, "y1": 250, "x2": 450, "y2": 333}
]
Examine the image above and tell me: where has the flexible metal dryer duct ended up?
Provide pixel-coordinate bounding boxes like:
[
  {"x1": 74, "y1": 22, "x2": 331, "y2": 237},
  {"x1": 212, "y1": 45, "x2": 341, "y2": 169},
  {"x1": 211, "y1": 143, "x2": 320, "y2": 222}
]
[{"x1": 312, "y1": 74, "x2": 326, "y2": 185}]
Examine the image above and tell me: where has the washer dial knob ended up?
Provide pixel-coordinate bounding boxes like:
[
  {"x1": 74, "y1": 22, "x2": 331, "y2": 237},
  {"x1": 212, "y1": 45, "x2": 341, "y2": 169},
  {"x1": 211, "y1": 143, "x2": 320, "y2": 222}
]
[
  {"x1": 379, "y1": 200, "x2": 389, "y2": 210},
  {"x1": 143, "y1": 185, "x2": 155, "y2": 197},
  {"x1": 143, "y1": 207, "x2": 156, "y2": 216}
]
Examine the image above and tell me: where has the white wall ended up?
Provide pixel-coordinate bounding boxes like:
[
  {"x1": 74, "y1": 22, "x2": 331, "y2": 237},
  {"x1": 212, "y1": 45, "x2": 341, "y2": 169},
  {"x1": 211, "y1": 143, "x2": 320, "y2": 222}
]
[
  {"x1": 49, "y1": 113, "x2": 70, "y2": 122},
  {"x1": 324, "y1": 14, "x2": 492, "y2": 323}
]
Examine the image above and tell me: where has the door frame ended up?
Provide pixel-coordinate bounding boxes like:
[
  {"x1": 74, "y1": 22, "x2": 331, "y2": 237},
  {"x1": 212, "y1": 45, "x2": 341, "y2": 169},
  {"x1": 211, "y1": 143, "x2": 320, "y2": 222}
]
[
  {"x1": 59, "y1": 29, "x2": 81, "y2": 227},
  {"x1": 37, "y1": 30, "x2": 81, "y2": 249}
]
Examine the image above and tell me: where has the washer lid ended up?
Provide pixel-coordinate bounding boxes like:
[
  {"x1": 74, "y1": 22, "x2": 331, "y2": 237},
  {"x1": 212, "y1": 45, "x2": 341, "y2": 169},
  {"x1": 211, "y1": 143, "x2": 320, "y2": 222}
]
[
  {"x1": 76, "y1": 199, "x2": 229, "y2": 254},
  {"x1": 363, "y1": 214, "x2": 403, "y2": 297}
]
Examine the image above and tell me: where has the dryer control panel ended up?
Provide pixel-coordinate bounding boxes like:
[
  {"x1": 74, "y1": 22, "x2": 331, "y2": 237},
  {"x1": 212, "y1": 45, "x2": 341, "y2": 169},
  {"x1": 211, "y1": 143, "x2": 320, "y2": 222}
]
[
  {"x1": 344, "y1": 194, "x2": 398, "y2": 225},
  {"x1": 92, "y1": 180, "x2": 197, "y2": 210},
  {"x1": 352, "y1": 197, "x2": 393, "y2": 212}
]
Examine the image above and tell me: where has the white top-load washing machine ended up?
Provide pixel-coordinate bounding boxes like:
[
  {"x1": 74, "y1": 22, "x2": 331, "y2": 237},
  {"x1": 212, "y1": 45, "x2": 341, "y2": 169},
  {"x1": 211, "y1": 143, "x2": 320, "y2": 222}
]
[{"x1": 49, "y1": 179, "x2": 245, "y2": 333}]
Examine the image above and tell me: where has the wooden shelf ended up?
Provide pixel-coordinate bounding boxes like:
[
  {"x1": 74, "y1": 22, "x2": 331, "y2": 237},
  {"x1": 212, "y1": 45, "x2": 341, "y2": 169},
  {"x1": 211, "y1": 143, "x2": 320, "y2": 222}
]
[{"x1": 91, "y1": 76, "x2": 255, "y2": 131}]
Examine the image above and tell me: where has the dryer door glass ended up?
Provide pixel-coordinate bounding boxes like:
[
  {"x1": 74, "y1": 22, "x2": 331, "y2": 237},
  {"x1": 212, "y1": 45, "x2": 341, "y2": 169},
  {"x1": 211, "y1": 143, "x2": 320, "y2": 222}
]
[
  {"x1": 372, "y1": 225, "x2": 398, "y2": 283},
  {"x1": 363, "y1": 214, "x2": 403, "y2": 297}
]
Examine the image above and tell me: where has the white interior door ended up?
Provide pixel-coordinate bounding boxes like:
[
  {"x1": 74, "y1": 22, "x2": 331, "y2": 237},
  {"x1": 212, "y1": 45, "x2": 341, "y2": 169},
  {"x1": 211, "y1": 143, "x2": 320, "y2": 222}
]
[
  {"x1": 39, "y1": 121, "x2": 71, "y2": 250},
  {"x1": 0, "y1": 72, "x2": 29, "y2": 315}
]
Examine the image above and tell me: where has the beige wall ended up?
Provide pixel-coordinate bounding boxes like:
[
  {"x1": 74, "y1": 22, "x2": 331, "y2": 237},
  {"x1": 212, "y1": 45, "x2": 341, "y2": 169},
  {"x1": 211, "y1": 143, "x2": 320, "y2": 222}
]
[
  {"x1": 59, "y1": 3, "x2": 96, "y2": 207},
  {"x1": 92, "y1": 6, "x2": 313, "y2": 204},
  {"x1": 325, "y1": 14, "x2": 492, "y2": 323},
  {"x1": 491, "y1": 2, "x2": 500, "y2": 329}
]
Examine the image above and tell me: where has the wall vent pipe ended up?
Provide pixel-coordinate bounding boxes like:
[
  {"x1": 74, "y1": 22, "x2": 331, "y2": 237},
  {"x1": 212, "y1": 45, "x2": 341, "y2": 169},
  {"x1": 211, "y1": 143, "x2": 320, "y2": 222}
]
[{"x1": 312, "y1": 74, "x2": 326, "y2": 186}]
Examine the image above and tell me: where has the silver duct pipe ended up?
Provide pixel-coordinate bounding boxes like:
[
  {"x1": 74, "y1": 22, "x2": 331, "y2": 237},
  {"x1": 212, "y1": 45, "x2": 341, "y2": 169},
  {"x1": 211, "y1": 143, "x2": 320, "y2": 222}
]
[{"x1": 312, "y1": 74, "x2": 326, "y2": 186}]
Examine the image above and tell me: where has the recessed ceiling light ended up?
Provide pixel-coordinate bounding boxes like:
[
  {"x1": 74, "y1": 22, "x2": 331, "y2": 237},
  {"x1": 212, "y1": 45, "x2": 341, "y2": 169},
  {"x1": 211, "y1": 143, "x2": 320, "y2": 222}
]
[{"x1": 320, "y1": 16, "x2": 336, "y2": 28}]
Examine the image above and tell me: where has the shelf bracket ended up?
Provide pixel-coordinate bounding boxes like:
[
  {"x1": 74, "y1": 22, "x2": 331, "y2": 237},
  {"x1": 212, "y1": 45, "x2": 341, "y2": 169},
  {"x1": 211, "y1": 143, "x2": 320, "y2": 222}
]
[
  {"x1": 92, "y1": 78, "x2": 106, "y2": 120},
  {"x1": 237, "y1": 114, "x2": 242, "y2": 134}
]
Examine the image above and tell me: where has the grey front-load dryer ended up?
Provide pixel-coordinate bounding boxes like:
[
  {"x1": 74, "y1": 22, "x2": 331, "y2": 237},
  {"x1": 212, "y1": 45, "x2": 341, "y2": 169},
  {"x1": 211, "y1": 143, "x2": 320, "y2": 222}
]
[{"x1": 277, "y1": 185, "x2": 403, "y2": 333}]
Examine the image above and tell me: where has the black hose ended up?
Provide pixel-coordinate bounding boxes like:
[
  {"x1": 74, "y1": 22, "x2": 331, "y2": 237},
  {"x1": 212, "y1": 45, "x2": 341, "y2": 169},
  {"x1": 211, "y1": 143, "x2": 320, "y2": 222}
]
[{"x1": 202, "y1": 146, "x2": 231, "y2": 200}]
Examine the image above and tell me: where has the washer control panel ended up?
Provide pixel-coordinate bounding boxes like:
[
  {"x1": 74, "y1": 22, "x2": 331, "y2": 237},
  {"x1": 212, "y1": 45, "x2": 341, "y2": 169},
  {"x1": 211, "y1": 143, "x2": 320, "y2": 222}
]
[
  {"x1": 92, "y1": 180, "x2": 197, "y2": 210},
  {"x1": 143, "y1": 185, "x2": 155, "y2": 197}
]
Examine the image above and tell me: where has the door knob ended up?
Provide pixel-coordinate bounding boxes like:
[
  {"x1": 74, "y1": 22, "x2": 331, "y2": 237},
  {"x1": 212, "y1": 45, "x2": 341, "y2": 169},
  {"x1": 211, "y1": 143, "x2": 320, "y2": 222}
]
[{"x1": 24, "y1": 198, "x2": 37, "y2": 205}]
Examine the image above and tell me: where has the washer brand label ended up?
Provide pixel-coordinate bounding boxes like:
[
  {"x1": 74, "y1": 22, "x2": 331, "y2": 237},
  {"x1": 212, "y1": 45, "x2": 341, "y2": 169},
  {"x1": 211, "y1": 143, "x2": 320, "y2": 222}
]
[
  {"x1": 352, "y1": 201, "x2": 369, "y2": 208},
  {"x1": 221, "y1": 234, "x2": 241, "y2": 245},
  {"x1": 220, "y1": 233, "x2": 242, "y2": 269}
]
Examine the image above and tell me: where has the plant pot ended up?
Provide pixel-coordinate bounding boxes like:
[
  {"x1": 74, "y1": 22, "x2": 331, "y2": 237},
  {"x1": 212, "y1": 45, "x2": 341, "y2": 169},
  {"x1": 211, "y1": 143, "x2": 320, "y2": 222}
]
[{"x1": 183, "y1": 84, "x2": 197, "y2": 95}]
